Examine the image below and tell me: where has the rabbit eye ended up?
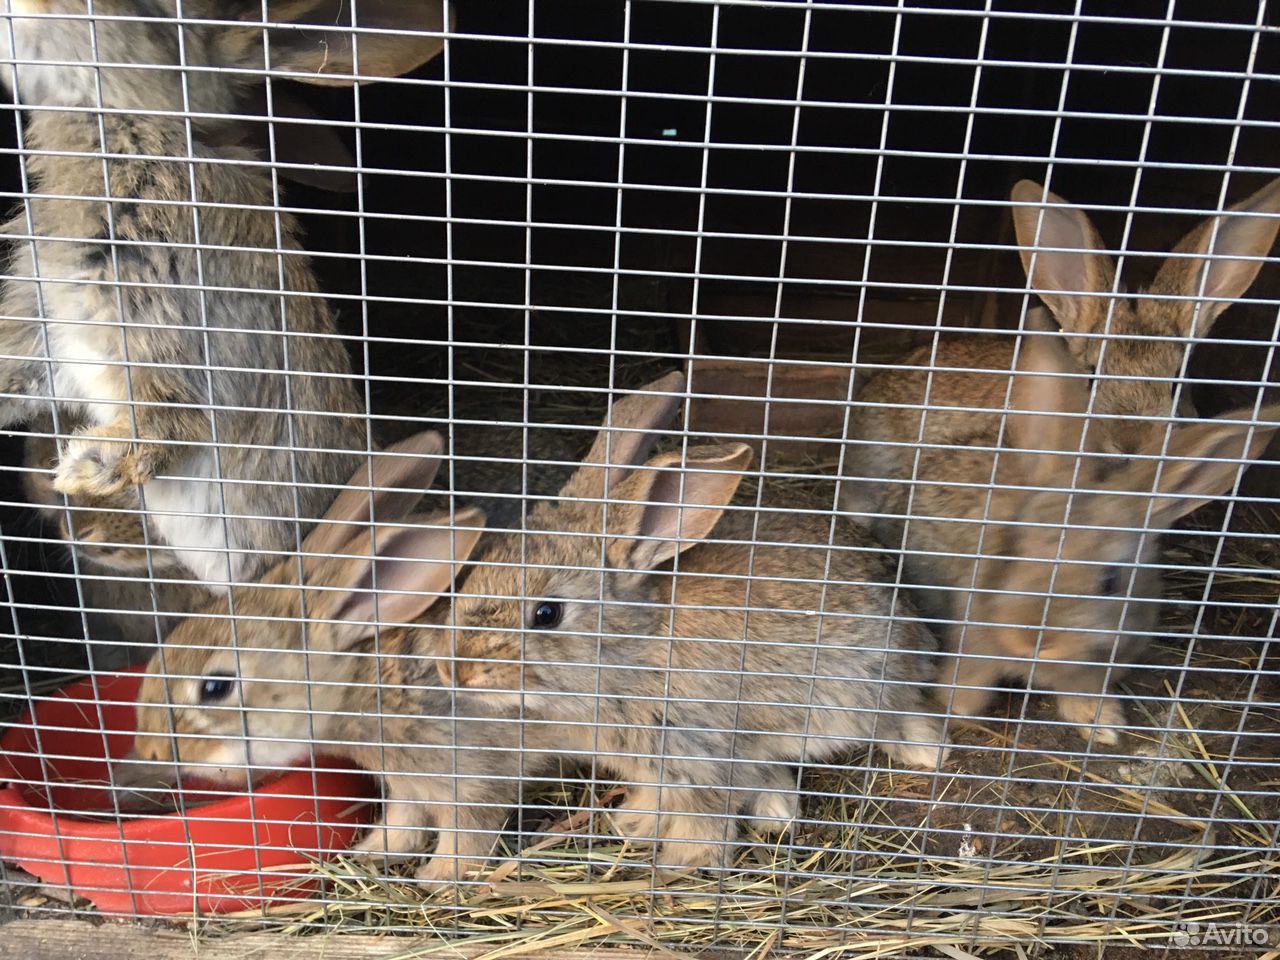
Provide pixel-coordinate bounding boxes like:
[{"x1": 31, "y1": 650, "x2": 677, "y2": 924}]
[
  {"x1": 531, "y1": 601, "x2": 564, "y2": 629},
  {"x1": 199, "y1": 674, "x2": 236, "y2": 704}
]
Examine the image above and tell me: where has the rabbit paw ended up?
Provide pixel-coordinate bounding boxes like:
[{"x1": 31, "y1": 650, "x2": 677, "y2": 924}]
[
  {"x1": 746, "y1": 790, "x2": 798, "y2": 833},
  {"x1": 937, "y1": 683, "x2": 997, "y2": 719},
  {"x1": 654, "y1": 823, "x2": 734, "y2": 872},
  {"x1": 414, "y1": 855, "x2": 484, "y2": 884},
  {"x1": 885, "y1": 714, "x2": 952, "y2": 770},
  {"x1": 53, "y1": 433, "x2": 160, "y2": 497},
  {"x1": 1056, "y1": 695, "x2": 1125, "y2": 746}
]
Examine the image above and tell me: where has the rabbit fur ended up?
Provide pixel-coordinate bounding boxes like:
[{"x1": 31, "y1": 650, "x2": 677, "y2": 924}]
[
  {"x1": 0, "y1": 1, "x2": 448, "y2": 586},
  {"x1": 842, "y1": 329, "x2": 1280, "y2": 744},
  {"x1": 432, "y1": 371, "x2": 949, "y2": 872},
  {"x1": 843, "y1": 176, "x2": 1280, "y2": 494},
  {"x1": 129, "y1": 430, "x2": 528, "y2": 882}
]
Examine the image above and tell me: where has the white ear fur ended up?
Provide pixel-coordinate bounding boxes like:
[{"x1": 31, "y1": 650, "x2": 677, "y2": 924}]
[
  {"x1": 326, "y1": 507, "x2": 486, "y2": 648},
  {"x1": 611, "y1": 444, "x2": 753, "y2": 571}
]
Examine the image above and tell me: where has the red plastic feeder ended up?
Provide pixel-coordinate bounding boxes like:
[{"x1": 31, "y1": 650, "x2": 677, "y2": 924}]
[{"x1": 0, "y1": 667, "x2": 377, "y2": 915}]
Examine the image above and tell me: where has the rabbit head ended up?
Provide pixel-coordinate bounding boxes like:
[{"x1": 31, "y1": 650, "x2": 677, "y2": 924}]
[
  {"x1": 130, "y1": 431, "x2": 485, "y2": 783},
  {"x1": 1011, "y1": 177, "x2": 1280, "y2": 456},
  {"x1": 0, "y1": 0, "x2": 449, "y2": 114},
  {"x1": 431, "y1": 372, "x2": 751, "y2": 710},
  {"x1": 951, "y1": 332, "x2": 1280, "y2": 734}
]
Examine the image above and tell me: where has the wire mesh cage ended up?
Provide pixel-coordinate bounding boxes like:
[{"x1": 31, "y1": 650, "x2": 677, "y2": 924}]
[{"x1": 0, "y1": 0, "x2": 1278, "y2": 956}]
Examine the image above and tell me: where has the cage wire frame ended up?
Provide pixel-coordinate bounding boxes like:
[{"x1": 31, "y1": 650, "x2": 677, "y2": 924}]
[{"x1": 0, "y1": 0, "x2": 1275, "y2": 955}]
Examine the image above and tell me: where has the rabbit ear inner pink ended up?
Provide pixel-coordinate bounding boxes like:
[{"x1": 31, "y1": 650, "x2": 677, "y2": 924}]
[
  {"x1": 607, "y1": 444, "x2": 753, "y2": 571},
  {"x1": 561, "y1": 371, "x2": 687, "y2": 501},
  {"x1": 1011, "y1": 180, "x2": 1117, "y2": 354},
  {"x1": 1148, "y1": 177, "x2": 1280, "y2": 338},
  {"x1": 300, "y1": 431, "x2": 445, "y2": 567},
  {"x1": 1110, "y1": 405, "x2": 1280, "y2": 526},
  {"x1": 321, "y1": 508, "x2": 486, "y2": 649}
]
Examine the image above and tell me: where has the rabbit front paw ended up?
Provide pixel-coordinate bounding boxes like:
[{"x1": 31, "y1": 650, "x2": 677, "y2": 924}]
[
  {"x1": 884, "y1": 713, "x2": 952, "y2": 770},
  {"x1": 350, "y1": 808, "x2": 429, "y2": 859},
  {"x1": 414, "y1": 854, "x2": 486, "y2": 884},
  {"x1": 1055, "y1": 694, "x2": 1126, "y2": 746},
  {"x1": 745, "y1": 789, "x2": 798, "y2": 833},
  {"x1": 53, "y1": 432, "x2": 162, "y2": 497}
]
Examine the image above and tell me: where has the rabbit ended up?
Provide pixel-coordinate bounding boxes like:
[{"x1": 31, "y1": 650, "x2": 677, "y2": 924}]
[
  {"x1": 844, "y1": 329, "x2": 1280, "y2": 744},
  {"x1": 124, "y1": 429, "x2": 537, "y2": 882},
  {"x1": 0, "y1": 1, "x2": 449, "y2": 587},
  {"x1": 841, "y1": 176, "x2": 1280, "y2": 506},
  {"x1": 427, "y1": 371, "x2": 950, "y2": 872},
  {"x1": 128, "y1": 505, "x2": 524, "y2": 879}
]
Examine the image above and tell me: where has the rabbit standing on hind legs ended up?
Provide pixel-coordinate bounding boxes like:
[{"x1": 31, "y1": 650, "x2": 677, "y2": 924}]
[{"x1": 0, "y1": 1, "x2": 449, "y2": 587}]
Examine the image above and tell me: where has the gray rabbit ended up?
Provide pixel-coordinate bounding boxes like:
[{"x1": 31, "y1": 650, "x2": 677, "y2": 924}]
[{"x1": 0, "y1": 1, "x2": 447, "y2": 591}]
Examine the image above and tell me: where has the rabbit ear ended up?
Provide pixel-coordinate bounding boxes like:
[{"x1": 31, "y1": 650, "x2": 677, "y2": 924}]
[
  {"x1": 1108, "y1": 405, "x2": 1280, "y2": 526},
  {"x1": 1001, "y1": 333, "x2": 1095, "y2": 488},
  {"x1": 300, "y1": 432, "x2": 445, "y2": 564},
  {"x1": 226, "y1": 87, "x2": 358, "y2": 193},
  {"x1": 1147, "y1": 177, "x2": 1280, "y2": 338},
  {"x1": 606, "y1": 444, "x2": 753, "y2": 571},
  {"x1": 560, "y1": 371, "x2": 687, "y2": 501},
  {"x1": 224, "y1": 0, "x2": 450, "y2": 86},
  {"x1": 316, "y1": 508, "x2": 485, "y2": 650},
  {"x1": 1011, "y1": 180, "x2": 1118, "y2": 358}
]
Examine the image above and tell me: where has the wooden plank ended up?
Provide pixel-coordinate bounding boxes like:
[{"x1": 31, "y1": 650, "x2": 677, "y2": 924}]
[
  {"x1": 685, "y1": 357, "x2": 855, "y2": 464},
  {"x1": 0, "y1": 918, "x2": 664, "y2": 960}
]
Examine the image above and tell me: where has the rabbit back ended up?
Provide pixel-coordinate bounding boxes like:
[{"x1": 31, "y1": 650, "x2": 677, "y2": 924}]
[{"x1": 663, "y1": 509, "x2": 945, "y2": 767}]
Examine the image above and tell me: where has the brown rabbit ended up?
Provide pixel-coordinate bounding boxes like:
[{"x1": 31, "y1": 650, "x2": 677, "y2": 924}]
[
  {"x1": 842, "y1": 176, "x2": 1280, "y2": 501},
  {"x1": 844, "y1": 330, "x2": 1280, "y2": 743},
  {"x1": 0, "y1": 1, "x2": 448, "y2": 586},
  {"x1": 127, "y1": 431, "x2": 533, "y2": 880},
  {"x1": 431, "y1": 371, "x2": 949, "y2": 871},
  {"x1": 129, "y1": 505, "x2": 504, "y2": 878}
]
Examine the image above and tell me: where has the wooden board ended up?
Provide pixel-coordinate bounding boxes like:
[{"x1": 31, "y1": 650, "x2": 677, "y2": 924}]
[
  {"x1": 0, "y1": 919, "x2": 673, "y2": 960},
  {"x1": 685, "y1": 357, "x2": 856, "y2": 464}
]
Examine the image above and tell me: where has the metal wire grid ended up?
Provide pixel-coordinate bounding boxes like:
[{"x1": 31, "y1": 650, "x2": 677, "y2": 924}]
[{"x1": 0, "y1": 0, "x2": 1274, "y2": 952}]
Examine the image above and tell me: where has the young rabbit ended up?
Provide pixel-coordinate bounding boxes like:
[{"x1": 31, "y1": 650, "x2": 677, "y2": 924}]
[
  {"x1": 846, "y1": 331, "x2": 1280, "y2": 744},
  {"x1": 127, "y1": 430, "x2": 534, "y2": 880},
  {"x1": 431, "y1": 371, "x2": 949, "y2": 871},
  {"x1": 0, "y1": 1, "x2": 448, "y2": 585},
  {"x1": 842, "y1": 176, "x2": 1280, "y2": 499}
]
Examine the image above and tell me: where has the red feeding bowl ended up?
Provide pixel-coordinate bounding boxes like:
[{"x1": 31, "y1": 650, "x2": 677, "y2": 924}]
[{"x1": 0, "y1": 667, "x2": 378, "y2": 915}]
